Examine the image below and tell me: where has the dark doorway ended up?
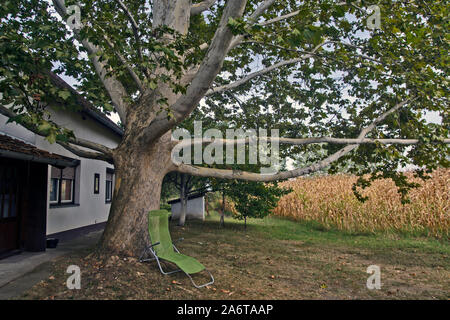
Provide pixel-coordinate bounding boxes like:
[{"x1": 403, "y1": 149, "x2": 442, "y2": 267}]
[
  {"x1": 0, "y1": 158, "x2": 48, "y2": 258},
  {"x1": 0, "y1": 160, "x2": 20, "y2": 255}
]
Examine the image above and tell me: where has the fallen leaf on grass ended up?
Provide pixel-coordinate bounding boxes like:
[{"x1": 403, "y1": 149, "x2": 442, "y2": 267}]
[
  {"x1": 176, "y1": 286, "x2": 194, "y2": 294},
  {"x1": 387, "y1": 289, "x2": 399, "y2": 295}
]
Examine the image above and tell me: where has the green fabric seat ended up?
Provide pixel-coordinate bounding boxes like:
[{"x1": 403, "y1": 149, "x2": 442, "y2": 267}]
[
  {"x1": 148, "y1": 210, "x2": 205, "y2": 275},
  {"x1": 157, "y1": 252, "x2": 205, "y2": 274}
]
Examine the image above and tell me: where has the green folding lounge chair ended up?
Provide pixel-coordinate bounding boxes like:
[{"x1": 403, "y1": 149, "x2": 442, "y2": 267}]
[{"x1": 139, "y1": 210, "x2": 214, "y2": 288}]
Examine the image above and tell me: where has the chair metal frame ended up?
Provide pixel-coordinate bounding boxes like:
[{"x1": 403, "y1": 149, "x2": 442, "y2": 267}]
[{"x1": 139, "y1": 238, "x2": 214, "y2": 288}]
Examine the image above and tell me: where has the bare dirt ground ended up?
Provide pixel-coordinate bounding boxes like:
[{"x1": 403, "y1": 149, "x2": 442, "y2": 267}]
[{"x1": 16, "y1": 217, "x2": 449, "y2": 300}]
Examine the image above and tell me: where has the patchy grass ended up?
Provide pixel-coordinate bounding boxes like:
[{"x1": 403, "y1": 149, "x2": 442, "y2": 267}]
[{"x1": 17, "y1": 213, "x2": 449, "y2": 300}]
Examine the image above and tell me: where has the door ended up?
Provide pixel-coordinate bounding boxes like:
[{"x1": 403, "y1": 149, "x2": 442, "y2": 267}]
[{"x1": 0, "y1": 162, "x2": 20, "y2": 255}]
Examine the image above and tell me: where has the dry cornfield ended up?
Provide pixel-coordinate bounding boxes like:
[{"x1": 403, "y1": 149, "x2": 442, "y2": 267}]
[{"x1": 272, "y1": 168, "x2": 449, "y2": 238}]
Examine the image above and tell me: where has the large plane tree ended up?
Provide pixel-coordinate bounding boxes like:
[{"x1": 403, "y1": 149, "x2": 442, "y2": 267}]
[{"x1": 0, "y1": 0, "x2": 448, "y2": 255}]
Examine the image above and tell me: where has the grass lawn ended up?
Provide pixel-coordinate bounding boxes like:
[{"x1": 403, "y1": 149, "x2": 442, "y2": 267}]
[{"x1": 18, "y1": 213, "x2": 449, "y2": 300}]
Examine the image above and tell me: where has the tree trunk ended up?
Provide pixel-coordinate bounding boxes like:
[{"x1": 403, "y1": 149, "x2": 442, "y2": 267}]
[
  {"x1": 178, "y1": 174, "x2": 187, "y2": 226},
  {"x1": 96, "y1": 0, "x2": 192, "y2": 255},
  {"x1": 98, "y1": 133, "x2": 175, "y2": 256},
  {"x1": 205, "y1": 194, "x2": 210, "y2": 217}
]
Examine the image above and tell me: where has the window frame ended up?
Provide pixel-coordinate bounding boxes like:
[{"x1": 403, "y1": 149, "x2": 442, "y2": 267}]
[
  {"x1": 94, "y1": 173, "x2": 100, "y2": 194},
  {"x1": 49, "y1": 166, "x2": 76, "y2": 207},
  {"x1": 49, "y1": 178, "x2": 59, "y2": 204},
  {"x1": 105, "y1": 180, "x2": 112, "y2": 203},
  {"x1": 60, "y1": 178, "x2": 74, "y2": 203},
  {"x1": 105, "y1": 168, "x2": 114, "y2": 203}
]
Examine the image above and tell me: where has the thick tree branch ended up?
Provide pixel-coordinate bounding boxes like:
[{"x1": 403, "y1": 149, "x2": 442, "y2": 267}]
[
  {"x1": 206, "y1": 41, "x2": 326, "y2": 95},
  {"x1": 173, "y1": 99, "x2": 427, "y2": 181},
  {"x1": 227, "y1": 1, "x2": 350, "y2": 51},
  {"x1": 79, "y1": 42, "x2": 128, "y2": 125},
  {"x1": 227, "y1": 0, "x2": 276, "y2": 51},
  {"x1": 101, "y1": 32, "x2": 145, "y2": 92},
  {"x1": 259, "y1": 2, "x2": 348, "y2": 27},
  {"x1": 141, "y1": 0, "x2": 248, "y2": 144},
  {"x1": 113, "y1": 0, "x2": 143, "y2": 61},
  {"x1": 260, "y1": 10, "x2": 300, "y2": 26},
  {"x1": 52, "y1": 0, "x2": 129, "y2": 124},
  {"x1": 191, "y1": 0, "x2": 277, "y2": 58},
  {"x1": 176, "y1": 136, "x2": 450, "y2": 149},
  {"x1": 206, "y1": 58, "x2": 303, "y2": 95},
  {"x1": 57, "y1": 141, "x2": 114, "y2": 163},
  {"x1": 190, "y1": 0, "x2": 218, "y2": 16},
  {"x1": 250, "y1": 0, "x2": 277, "y2": 20}
]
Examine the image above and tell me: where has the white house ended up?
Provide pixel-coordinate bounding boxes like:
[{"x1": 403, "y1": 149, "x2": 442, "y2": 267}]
[
  {"x1": 168, "y1": 193, "x2": 206, "y2": 221},
  {"x1": 0, "y1": 100, "x2": 122, "y2": 258}
]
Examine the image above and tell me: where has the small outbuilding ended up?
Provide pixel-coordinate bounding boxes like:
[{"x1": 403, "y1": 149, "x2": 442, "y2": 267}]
[{"x1": 168, "y1": 193, "x2": 205, "y2": 221}]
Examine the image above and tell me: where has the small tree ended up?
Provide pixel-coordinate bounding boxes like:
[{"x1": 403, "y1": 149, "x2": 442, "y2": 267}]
[{"x1": 226, "y1": 180, "x2": 290, "y2": 230}]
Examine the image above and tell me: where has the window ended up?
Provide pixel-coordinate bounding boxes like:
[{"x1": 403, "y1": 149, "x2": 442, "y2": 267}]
[
  {"x1": 49, "y1": 178, "x2": 59, "y2": 203},
  {"x1": 105, "y1": 169, "x2": 114, "y2": 202},
  {"x1": 94, "y1": 173, "x2": 100, "y2": 194},
  {"x1": 50, "y1": 166, "x2": 76, "y2": 206},
  {"x1": 61, "y1": 179, "x2": 73, "y2": 203}
]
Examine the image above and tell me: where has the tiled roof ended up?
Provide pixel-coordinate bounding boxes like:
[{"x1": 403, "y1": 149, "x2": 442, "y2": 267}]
[
  {"x1": 0, "y1": 134, "x2": 78, "y2": 167},
  {"x1": 167, "y1": 192, "x2": 206, "y2": 204}
]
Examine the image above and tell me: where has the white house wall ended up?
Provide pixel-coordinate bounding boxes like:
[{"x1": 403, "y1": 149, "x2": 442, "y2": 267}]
[
  {"x1": 45, "y1": 158, "x2": 115, "y2": 234},
  {"x1": 0, "y1": 106, "x2": 121, "y2": 235},
  {"x1": 0, "y1": 114, "x2": 37, "y2": 144}
]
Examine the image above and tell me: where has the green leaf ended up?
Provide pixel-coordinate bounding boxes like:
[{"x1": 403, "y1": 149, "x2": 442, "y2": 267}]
[
  {"x1": 38, "y1": 121, "x2": 52, "y2": 133},
  {"x1": 149, "y1": 81, "x2": 157, "y2": 90},
  {"x1": 58, "y1": 90, "x2": 71, "y2": 100}
]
